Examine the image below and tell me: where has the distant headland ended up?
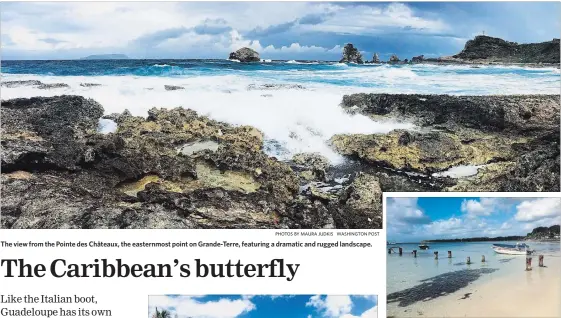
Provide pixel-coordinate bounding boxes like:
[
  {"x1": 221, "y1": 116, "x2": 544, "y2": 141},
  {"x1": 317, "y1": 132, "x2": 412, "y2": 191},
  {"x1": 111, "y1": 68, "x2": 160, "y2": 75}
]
[
  {"x1": 80, "y1": 54, "x2": 129, "y2": 60},
  {"x1": 228, "y1": 35, "x2": 560, "y2": 66},
  {"x1": 423, "y1": 225, "x2": 561, "y2": 243}
]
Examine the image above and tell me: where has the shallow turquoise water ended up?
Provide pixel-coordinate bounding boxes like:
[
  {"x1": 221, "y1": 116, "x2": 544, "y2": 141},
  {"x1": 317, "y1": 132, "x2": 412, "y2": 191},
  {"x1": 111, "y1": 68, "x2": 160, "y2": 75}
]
[{"x1": 387, "y1": 241, "x2": 561, "y2": 295}]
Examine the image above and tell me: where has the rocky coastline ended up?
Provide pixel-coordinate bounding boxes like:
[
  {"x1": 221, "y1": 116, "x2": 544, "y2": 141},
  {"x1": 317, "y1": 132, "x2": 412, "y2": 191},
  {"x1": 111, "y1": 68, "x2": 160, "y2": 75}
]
[
  {"x1": 1, "y1": 90, "x2": 558, "y2": 229},
  {"x1": 337, "y1": 35, "x2": 560, "y2": 66},
  {"x1": 333, "y1": 93, "x2": 560, "y2": 192},
  {"x1": 1, "y1": 95, "x2": 381, "y2": 229}
]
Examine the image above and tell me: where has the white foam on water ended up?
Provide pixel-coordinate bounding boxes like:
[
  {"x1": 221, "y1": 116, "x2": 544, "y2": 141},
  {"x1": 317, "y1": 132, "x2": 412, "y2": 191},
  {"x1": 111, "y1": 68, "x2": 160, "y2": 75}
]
[
  {"x1": 97, "y1": 118, "x2": 118, "y2": 134},
  {"x1": 3, "y1": 64, "x2": 558, "y2": 163},
  {"x1": 432, "y1": 165, "x2": 484, "y2": 178},
  {"x1": 2, "y1": 73, "x2": 413, "y2": 164}
]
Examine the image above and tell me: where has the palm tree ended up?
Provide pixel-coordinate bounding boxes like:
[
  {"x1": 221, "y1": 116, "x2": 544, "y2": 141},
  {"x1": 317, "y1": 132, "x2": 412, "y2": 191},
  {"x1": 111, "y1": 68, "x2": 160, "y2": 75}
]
[{"x1": 152, "y1": 308, "x2": 172, "y2": 318}]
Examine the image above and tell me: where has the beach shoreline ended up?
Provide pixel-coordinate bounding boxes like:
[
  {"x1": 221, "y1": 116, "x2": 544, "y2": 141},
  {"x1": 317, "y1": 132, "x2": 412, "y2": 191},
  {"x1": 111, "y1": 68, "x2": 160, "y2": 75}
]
[{"x1": 388, "y1": 247, "x2": 561, "y2": 317}]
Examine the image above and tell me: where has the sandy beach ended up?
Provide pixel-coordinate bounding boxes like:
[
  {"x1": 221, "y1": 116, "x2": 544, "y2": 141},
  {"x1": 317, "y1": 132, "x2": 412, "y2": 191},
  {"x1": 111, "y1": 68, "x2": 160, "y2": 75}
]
[{"x1": 388, "y1": 253, "x2": 561, "y2": 317}]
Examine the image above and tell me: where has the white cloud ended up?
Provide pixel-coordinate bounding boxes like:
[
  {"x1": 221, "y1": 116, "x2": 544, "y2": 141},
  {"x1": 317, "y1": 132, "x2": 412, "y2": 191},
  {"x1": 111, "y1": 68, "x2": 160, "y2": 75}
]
[
  {"x1": 461, "y1": 198, "x2": 493, "y2": 217},
  {"x1": 341, "y1": 306, "x2": 377, "y2": 318},
  {"x1": 306, "y1": 295, "x2": 352, "y2": 317},
  {"x1": 303, "y1": 3, "x2": 448, "y2": 35},
  {"x1": 148, "y1": 296, "x2": 255, "y2": 318},
  {"x1": 514, "y1": 198, "x2": 561, "y2": 222},
  {"x1": 1, "y1": 2, "x2": 449, "y2": 59}
]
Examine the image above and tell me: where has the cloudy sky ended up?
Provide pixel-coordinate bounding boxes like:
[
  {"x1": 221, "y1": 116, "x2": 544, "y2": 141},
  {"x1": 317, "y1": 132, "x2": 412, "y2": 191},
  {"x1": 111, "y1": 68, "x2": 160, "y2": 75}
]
[
  {"x1": 148, "y1": 295, "x2": 377, "y2": 318},
  {"x1": 387, "y1": 197, "x2": 561, "y2": 242},
  {"x1": 1, "y1": 2, "x2": 559, "y2": 60}
]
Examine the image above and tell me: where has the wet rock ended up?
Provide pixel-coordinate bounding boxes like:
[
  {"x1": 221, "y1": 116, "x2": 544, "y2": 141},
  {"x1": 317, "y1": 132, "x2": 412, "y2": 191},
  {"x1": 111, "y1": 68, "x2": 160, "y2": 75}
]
[
  {"x1": 247, "y1": 84, "x2": 306, "y2": 91},
  {"x1": 333, "y1": 93, "x2": 559, "y2": 192},
  {"x1": 340, "y1": 93, "x2": 560, "y2": 134},
  {"x1": 1, "y1": 80, "x2": 43, "y2": 88},
  {"x1": 1, "y1": 95, "x2": 103, "y2": 171},
  {"x1": 164, "y1": 85, "x2": 184, "y2": 91},
  {"x1": 229, "y1": 47, "x2": 260, "y2": 62},
  {"x1": 330, "y1": 129, "x2": 519, "y2": 175},
  {"x1": 340, "y1": 43, "x2": 363, "y2": 64},
  {"x1": 292, "y1": 152, "x2": 330, "y2": 182},
  {"x1": 37, "y1": 83, "x2": 70, "y2": 89}
]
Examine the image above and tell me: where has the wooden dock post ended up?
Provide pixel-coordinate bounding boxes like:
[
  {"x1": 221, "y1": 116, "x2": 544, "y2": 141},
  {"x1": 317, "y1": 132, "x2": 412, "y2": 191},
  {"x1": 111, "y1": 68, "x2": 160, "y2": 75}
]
[
  {"x1": 481, "y1": 255, "x2": 485, "y2": 263},
  {"x1": 434, "y1": 251, "x2": 438, "y2": 259},
  {"x1": 467, "y1": 256, "x2": 471, "y2": 265},
  {"x1": 413, "y1": 250, "x2": 417, "y2": 258},
  {"x1": 539, "y1": 255, "x2": 544, "y2": 267},
  {"x1": 399, "y1": 247, "x2": 403, "y2": 256},
  {"x1": 526, "y1": 251, "x2": 532, "y2": 271},
  {"x1": 448, "y1": 251, "x2": 452, "y2": 258}
]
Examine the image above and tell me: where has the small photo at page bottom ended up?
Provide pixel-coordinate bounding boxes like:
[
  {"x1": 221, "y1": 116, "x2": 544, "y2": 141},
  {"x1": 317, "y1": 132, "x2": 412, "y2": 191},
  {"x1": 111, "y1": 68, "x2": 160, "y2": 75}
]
[
  {"x1": 385, "y1": 195, "x2": 561, "y2": 318},
  {"x1": 149, "y1": 295, "x2": 378, "y2": 318}
]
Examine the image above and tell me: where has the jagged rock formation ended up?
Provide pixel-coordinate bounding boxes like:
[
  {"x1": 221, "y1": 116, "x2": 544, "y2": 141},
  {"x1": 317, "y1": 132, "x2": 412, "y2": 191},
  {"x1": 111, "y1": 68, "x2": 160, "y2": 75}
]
[
  {"x1": 228, "y1": 47, "x2": 260, "y2": 62},
  {"x1": 453, "y1": 35, "x2": 560, "y2": 64},
  {"x1": 332, "y1": 93, "x2": 560, "y2": 192},
  {"x1": 372, "y1": 53, "x2": 381, "y2": 63},
  {"x1": 340, "y1": 44, "x2": 363, "y2": 64},
  {"x1": 411, "y1": 55, "x2": 424, "y2": 63},
  {"x1": 1, "y1": 95, "x2": 382, "y2": 229},
  {"x1": 389, "y1": 54, "x2": 400, "y2": 63}
]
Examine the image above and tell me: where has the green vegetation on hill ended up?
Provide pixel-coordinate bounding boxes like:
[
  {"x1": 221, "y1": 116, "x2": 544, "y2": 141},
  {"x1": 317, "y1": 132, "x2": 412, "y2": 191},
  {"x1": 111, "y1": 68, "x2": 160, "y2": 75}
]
[{"x1": 425, "y1": 225, "x2": 560, "y2": 242}]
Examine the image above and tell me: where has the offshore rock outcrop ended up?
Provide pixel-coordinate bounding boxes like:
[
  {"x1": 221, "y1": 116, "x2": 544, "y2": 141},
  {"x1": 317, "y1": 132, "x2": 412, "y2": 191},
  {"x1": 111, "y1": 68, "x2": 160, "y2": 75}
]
[
  {"x1": 340, "y1": 44, "x2": 363, "y2": 64},
  {"x1": 453, "y1": 35, "x2": 560, "y2": 64},
  {"x1": 332, "y1": 93, "x2": 560, "y2": 191},
  {"x1": 388, "y1": 54, "x2": 400, "y2": 64},
  {"x1": 1, "y1": 95, "x2": 382, "y2": 229},
  {"x1": 228, "y1": 47, "x2": 260, "y2": 62}
]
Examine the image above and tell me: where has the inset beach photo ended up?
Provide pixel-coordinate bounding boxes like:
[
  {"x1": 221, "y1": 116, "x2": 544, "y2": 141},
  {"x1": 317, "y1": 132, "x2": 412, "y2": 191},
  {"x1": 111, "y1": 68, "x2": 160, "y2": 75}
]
[
  {"x1": 1, "y1": 2, "x2": 560, "y2": 229},
  {"x1": 386, "y1": 196, "x2": 561, "y2": 317},
  {"x1": 148, "y1": 295, "x2": 378, "y2": 318}
]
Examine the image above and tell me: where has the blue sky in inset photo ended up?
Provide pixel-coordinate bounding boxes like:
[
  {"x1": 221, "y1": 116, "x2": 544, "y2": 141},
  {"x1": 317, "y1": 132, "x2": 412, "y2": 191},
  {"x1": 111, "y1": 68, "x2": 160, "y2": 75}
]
[
  {"x1": 386, "y1": 197, "x2": 561, "y2": 242},
  {"x1": 148, "y1": 295, "x2": 378, "y2": 318},
  {"x1": 1, "y1": 2, "x2": 559, "y2": 60}
]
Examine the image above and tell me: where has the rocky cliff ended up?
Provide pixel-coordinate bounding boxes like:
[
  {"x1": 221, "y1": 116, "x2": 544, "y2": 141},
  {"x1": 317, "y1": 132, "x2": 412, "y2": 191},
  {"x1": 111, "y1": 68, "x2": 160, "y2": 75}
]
[{"x1": 453, "y1": 35, "x2": 560, "y2": 64}]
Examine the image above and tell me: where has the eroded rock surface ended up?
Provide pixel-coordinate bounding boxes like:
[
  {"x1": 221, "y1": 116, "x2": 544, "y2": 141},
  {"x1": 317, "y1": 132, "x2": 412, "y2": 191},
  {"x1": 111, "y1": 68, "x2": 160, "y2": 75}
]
[
  {"x1": 1, "y1": 95, "x2": 382, "y2": 229},
  {"x1": 332, "y1": 93, "x2": 560, "y2": 191}
]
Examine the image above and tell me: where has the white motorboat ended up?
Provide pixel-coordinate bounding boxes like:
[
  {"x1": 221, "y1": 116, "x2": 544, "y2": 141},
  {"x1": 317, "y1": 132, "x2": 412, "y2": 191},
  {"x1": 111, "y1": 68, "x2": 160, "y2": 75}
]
[{"x1": 492, "y1": 243, "x2": 533, "y2": 255}]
